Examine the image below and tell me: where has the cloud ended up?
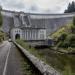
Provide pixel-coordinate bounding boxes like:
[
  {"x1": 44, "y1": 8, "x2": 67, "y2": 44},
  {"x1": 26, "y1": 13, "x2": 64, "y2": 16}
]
[{"x1": 0, "y1": 0, "x2": 75, "y2": 13}]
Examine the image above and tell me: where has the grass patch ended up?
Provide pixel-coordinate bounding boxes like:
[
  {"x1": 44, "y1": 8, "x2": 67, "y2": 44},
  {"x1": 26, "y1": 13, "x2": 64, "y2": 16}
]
[
  {"x1": 0, "y1": 31, "x2": 5, "y2": 43},
  {"x1": 21, "y1": 56, "x2": 41, "y2": 75},
  {"x1": 16, "y1": 46, "x2": 41, "y2": 75}
]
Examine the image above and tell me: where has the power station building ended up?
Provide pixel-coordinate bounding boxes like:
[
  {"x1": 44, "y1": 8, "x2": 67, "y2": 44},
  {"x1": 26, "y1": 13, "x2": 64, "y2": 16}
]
[{"x1": 1, "y1": 10, "x2": 47, "y2": 41}]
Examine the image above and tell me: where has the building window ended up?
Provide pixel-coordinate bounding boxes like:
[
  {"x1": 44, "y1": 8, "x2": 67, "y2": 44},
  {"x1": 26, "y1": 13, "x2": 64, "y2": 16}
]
[{"x1": 40, "y1": 34, "x2": 44, "y2": 39}]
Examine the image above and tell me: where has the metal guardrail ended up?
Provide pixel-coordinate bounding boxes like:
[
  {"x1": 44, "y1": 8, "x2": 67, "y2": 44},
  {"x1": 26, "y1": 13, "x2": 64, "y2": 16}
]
[{"x1": 14, "y1": 41, "x2": 61, "y2": 75}]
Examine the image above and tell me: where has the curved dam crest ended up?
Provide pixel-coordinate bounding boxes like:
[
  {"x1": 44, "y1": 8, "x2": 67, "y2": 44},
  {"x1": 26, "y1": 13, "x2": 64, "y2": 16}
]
[{"x1": 1, "y1": 10, "x2": 74, "y2": 36}]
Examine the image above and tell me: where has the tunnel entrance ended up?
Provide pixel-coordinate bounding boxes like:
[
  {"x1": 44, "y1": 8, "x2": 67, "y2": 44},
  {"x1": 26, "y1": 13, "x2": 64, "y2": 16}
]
[{"x1": 15, "y1": 34, "x2": 20, "y2": 39}]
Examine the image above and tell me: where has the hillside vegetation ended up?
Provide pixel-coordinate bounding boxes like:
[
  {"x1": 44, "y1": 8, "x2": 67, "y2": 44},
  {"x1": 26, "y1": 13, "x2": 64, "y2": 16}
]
[
  {"x1": 0, "y1": 31, "x2": 5, "y2": 42},
  {"x1": 0, "y1": 9, "x2": 4, "y2": 43},
  {"x1": 51, "y1": 17, "x2": 75, "y2": 50}
]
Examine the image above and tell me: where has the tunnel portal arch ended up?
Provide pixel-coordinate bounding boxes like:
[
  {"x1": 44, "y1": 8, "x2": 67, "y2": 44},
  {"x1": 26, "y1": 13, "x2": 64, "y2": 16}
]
[{"x1": 15, "y1": 34, "x2": 20, "y2": 39}]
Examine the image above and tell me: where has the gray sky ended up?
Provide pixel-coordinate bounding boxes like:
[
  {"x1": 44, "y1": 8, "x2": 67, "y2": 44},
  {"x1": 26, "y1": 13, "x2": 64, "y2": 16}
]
[{"x1": 0, "y1": 0, "x2": 75, "y2": 13}]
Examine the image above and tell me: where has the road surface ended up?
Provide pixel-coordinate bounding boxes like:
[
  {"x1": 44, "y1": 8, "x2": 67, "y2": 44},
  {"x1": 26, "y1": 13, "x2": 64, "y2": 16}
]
[{"x1": 0, "y1": 41, "x2": 23, "y2": 75}]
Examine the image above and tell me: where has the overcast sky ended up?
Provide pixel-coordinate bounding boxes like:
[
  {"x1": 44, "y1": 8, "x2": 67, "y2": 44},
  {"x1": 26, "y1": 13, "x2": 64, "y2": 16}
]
[{"x1": 0, "y1": 0, "x2": 75, "y2": 13}]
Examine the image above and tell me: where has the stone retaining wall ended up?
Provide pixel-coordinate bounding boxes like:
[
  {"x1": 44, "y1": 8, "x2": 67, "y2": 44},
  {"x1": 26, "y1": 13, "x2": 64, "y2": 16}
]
[{"x1": 14, "y1": 41, "x2": 61, "y2": 75}]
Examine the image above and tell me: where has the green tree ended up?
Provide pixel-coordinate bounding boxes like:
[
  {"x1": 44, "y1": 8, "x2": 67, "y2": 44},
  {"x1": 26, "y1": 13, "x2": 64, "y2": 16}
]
[
  {"x1": 71, "y1": 17, "x2": 75, "y2": 33},
  {"x1": 73, "y1": 17, "x2": 75, "y2": 26},
  {"x1": 64, "y1": 1, "x2": 75, "y2": 13}
]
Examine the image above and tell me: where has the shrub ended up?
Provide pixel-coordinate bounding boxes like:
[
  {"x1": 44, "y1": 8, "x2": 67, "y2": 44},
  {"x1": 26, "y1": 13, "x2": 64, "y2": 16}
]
[
  {"x1": 57, "y1": 41, "x2": 64, "y2": 47},
  {"x1": 71, "y1": 17, "x2": 75, "y2": 33},
  {"x1": 73, "y1": 16, "x2": 75, "y2": 26},
  {"x1": 0, "y1": 12, "x2": 2, "y2": 27},
  {"x1": 56, "y1": 32, "x2": 67, "y2": 47},
  {"x1": 63, "y1": 34, "x2": 75, "y2": 48},
  {"x1": 57, "y1": 34, "x2": 75, "y2": 48},
  {"x1": 0, "y1": 31, "x2": 4, "y2": 42},
  {"x1": 62, "y1": 41, "x2": 70, "y2": 48},
  {"x1": 58, "y1": 41, "x2": 69, "y2": 48},
  {"x1": 57, "y1": 32, "x2": 67, "y2": 42},
  {"x1": 69, "y1": 35, "x2": 75, "y2": 47},
  {"x1": 71, "y1": 25, "x2": 75, "y2": 33}
]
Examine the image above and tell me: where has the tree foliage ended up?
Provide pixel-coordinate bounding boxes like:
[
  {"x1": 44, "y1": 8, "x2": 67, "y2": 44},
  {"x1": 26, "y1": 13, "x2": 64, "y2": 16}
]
[
  {"x1": 73, "y1": 16, "x2": 75, "y2": 26},
  {"x1": 0, "y1": 31, "x2": 4, "y2": 42},
  {"x1": 64, "y1": 1, "x2": 75, "y2": 13},
  {"x1": 52, "y1": 17, "x2": 75, "y2": 49},
  {"x1": 71, "y1": 17, "x2": 75, "y2": 33},
  {"x1": 0, "y1": 12, "x2": 2, "y2": 27}
]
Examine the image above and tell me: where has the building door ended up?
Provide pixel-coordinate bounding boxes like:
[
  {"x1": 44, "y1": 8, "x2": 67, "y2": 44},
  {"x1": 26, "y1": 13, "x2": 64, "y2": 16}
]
[{"x1": 15, "y1": 34, "x2": 20, "y2": 39}]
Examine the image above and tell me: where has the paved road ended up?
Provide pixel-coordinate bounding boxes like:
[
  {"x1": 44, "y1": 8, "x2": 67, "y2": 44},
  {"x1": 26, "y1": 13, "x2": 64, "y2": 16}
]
[{"x1": 0, "y1": 41, "x2": 23, "y2": 75}]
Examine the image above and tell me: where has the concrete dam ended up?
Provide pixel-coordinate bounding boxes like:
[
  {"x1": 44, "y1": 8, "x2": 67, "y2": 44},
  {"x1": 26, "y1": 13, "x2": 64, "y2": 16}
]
[{"x1": 1, "y1": 10, "x2": 75, "y2": 36}]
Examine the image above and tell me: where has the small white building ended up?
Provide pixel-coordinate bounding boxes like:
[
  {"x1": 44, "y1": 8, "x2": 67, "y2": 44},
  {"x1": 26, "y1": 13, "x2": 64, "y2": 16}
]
[{"x1": 10, "y1": 13, "x2": 47, "y2": 41}]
